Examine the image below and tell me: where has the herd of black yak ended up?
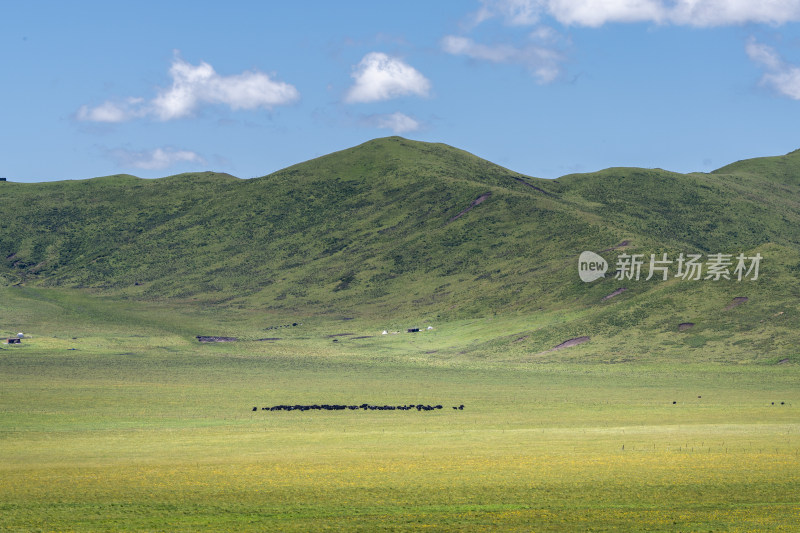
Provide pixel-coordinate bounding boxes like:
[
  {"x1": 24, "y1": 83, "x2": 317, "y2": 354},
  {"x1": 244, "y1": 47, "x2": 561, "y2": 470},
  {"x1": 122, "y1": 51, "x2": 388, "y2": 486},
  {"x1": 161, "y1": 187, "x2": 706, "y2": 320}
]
[{"x1": 253, "y1": 403, "x2": 465, "y2": 412}]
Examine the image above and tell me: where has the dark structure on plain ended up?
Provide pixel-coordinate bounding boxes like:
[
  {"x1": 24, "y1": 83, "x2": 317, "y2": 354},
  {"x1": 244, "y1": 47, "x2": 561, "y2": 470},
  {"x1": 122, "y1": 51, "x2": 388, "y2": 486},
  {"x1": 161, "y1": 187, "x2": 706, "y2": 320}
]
[
  {"x1": 7, "y1": 338, "x2": 20, "y2": 344},
  {"x1": 408, "y1": 328, "x2": 420, "y2": 333}
]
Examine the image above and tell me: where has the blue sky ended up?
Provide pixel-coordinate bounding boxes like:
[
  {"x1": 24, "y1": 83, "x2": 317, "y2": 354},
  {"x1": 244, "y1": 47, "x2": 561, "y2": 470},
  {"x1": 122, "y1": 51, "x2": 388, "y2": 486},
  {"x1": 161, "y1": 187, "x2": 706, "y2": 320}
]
[{"x1": 2, "y1": 0, "x2": 800, "y2": 182}]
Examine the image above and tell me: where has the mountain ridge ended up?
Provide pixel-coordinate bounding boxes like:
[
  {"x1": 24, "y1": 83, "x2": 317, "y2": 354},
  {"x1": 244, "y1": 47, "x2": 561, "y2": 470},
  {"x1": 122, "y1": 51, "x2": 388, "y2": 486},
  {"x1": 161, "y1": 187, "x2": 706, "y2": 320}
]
[{"x1": 5, "y1": 136, "x2": 798, "y2": 184}]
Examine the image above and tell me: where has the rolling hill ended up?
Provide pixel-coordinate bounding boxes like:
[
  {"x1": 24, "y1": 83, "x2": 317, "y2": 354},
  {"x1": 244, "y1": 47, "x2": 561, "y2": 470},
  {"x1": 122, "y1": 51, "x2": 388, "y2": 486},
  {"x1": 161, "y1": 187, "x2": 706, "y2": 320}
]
[{"x1": 1, "y1": 136, "x2": 798, "y2": 361}]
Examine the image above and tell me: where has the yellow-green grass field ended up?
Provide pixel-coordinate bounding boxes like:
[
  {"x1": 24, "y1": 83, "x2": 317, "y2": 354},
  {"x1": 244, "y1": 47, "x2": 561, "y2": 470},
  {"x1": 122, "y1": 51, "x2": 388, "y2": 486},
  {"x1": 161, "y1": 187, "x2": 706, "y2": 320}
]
[{"x1": 1, "y1": 289, "x2": 799, "y2": 531}]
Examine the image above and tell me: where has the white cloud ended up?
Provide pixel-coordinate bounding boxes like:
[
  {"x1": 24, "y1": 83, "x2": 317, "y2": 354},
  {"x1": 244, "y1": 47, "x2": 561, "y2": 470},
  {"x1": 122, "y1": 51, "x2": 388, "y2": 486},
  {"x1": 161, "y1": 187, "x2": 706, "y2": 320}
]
[
  {"x1": 451, "y1": 1, "x2": 800, "y2": 83},
  {"x1": 78, "y1": 53, "x2": 299, "y2": 122},
  {"x1": 745, "y1": 38, "x2": 784, "y2": 71},
  {"x1": 546, "y1": 0, "x2": 666, "y2": 27},
  {"x1": 746, "y1": 38, "x2": 800, "y2": 100},
  {"x1": 344, "y1": 52, "x2": 431, "y2": 103},
  {"x1": 442, "y1": 35, "x2": 563, "y2": 83},
  {"x1": 372, "y1": 112, "x2": 422, "y2": 133},
  {"x1": 151, "y1": 56, "x2": 300, "y2": 120},
  {"x1": 529, "y1": 25, "x2": 560, "y2": 42},
  {"x1": 472, "y1": 0, "x2": 543, "y2": 27},
  {"x1": 443, "y1": 35, "x2": 517, "y2": 63},
  {"x1": 108, "y1": 147, "x2": 207, "y2": 170},
  {"x1": 667, "y1": 0, "x2": 800, "y2": 27},
  {"x1": 470, "y1": 0, "x2": 800, "y2": 27},
  {"x1": 76, "y1": 97, "x2": 146, "y2": 123}
]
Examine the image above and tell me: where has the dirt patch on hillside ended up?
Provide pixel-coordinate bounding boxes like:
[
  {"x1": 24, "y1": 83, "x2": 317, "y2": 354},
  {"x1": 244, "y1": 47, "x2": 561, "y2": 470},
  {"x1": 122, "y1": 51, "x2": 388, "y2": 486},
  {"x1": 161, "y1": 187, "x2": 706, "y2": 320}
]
[
  {"x1": 599, "y1": 240, "x2": 630, "y2": 253},
  {"x1": 326, "y1": 333, "x2": 355, "y2": 338},
  {"x1": 449, "y1": 192, "x2": 491, "y2": 223},
  {"x1": 602, "y1": 287, "x2": 627, "y2": 301},
  {"x1": 511, "y1": 177, "x2": 555, "y2": 196},
  {"x1": 724, "y1": 297, "x2": 748, "y2": 310},
  {"x1": 678, "y1": 322, "x2": 695, "y2": 331},
  {"x1": 546, "y1": 336, "x2": 590, "y2": 352}
]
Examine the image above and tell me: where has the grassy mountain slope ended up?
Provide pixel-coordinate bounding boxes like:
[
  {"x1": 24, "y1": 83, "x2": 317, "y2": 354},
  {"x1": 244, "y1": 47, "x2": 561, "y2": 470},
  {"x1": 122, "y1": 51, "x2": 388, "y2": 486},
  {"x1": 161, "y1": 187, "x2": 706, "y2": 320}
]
[
  {"x1": 552, "y1": 167, "x2": 800, "y2": 251},
  {"x1": 0, "y1": 138, "x2": 607, "y2": 312},
  {"x1": 712, "y1": 147, "x2": 800, "y2": 183},
  {"x1": 1, "y1": 137, "x2": 798, "y2": 361}
]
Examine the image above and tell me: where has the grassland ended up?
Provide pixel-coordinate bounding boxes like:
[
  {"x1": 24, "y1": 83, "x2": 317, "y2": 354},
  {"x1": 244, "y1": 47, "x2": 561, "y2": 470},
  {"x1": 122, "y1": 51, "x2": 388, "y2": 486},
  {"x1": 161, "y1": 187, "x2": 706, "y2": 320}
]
[
  {"x1": 1, "y1": 287, "x2": 798, "y2": 531},
  {"x1": 1, "y1": 138, "x2": 799, "y2": 530}
]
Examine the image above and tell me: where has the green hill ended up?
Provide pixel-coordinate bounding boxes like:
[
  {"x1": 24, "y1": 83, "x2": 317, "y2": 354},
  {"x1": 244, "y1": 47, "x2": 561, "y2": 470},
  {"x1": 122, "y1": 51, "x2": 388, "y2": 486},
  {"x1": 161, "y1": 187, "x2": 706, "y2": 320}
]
[{"x1": 1, "y1": 137, "x2": 798, "y2": 361}]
